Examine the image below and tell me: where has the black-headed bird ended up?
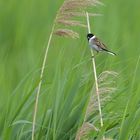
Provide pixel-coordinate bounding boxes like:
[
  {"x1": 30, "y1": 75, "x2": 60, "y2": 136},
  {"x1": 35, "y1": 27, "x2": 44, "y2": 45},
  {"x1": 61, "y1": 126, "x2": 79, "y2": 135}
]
[{"x1": 87, "y1": 33, "x2": 116, "y2": 56}]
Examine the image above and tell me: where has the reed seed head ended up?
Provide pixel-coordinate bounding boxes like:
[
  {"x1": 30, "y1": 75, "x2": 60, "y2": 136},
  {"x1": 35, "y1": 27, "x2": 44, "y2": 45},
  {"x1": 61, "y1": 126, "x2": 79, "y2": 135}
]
[
  {"x1": 54, "y1": 28, "x2": 79, "y2": 38},
  {"x1": 85, "y1": 71, "x2": 118, "y2": 120},
  {"x1": 75, "y1": 122, "x2": 98, "y2": 140},
  {"x1": 54, "y1": 0, "x2": 103, "y2": 38}
]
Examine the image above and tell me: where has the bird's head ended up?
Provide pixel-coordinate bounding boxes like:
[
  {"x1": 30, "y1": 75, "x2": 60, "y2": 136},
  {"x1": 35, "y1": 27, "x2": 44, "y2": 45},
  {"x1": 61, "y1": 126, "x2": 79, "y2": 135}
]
[{"x1": 87, "y1": 33, "x2": 94, "y2": 41}]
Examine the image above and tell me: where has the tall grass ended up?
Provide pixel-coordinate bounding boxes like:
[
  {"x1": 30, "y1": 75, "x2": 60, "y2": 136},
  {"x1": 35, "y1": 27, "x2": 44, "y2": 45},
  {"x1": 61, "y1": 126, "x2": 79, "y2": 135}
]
[
  {"x1": 32, "y1": 0, "x2": 103, "y2": 139},
  {"x1": 0, "y1": 0, "x2": 140, "y2": 139}
]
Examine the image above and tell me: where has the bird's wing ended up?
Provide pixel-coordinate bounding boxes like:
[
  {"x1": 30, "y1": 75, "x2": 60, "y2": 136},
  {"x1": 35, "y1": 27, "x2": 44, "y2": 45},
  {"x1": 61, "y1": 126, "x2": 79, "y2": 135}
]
[{"x1": 94, "y1": 37, "x2": 107, "y2": 50}]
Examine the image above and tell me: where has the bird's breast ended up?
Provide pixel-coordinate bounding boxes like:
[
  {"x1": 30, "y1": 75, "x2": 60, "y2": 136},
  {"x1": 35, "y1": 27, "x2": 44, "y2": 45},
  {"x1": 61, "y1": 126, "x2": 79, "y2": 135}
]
[{"x1": 89, "y1": 42, "x2": 100, "y2": 51}]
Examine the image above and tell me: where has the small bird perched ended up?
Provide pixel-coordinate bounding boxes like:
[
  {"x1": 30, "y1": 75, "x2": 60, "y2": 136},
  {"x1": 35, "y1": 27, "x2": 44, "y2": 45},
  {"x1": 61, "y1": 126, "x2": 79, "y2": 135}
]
[{"x1": 87, "y1": 33, "x2": 116, "y2": 56}]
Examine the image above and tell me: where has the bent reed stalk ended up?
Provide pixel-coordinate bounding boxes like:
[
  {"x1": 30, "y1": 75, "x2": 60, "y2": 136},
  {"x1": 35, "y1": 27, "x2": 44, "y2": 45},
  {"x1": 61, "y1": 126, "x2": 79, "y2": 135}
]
[
  {"x1": 31, "y1": 25, "x2": 55, "y2": 140},
  {"x1": 86, "y1": 12, "x2": 104, "y2": 128}
]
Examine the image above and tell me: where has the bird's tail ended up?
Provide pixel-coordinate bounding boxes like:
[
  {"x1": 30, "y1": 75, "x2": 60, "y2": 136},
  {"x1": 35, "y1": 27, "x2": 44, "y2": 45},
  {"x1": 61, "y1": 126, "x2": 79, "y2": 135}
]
[{"x1": 102, "y1": 48, "x2": 116, "y2": 56}]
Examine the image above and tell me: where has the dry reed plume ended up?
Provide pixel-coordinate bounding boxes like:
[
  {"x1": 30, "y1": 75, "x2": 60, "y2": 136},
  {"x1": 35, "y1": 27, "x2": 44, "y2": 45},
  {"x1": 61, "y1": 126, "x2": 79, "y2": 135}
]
[
  {"x1": 54, "y1": 0, "x2": 103, "y2": 38},
  {"x1": 76, "y1": 70, "x2": 118, "y2": 140}
]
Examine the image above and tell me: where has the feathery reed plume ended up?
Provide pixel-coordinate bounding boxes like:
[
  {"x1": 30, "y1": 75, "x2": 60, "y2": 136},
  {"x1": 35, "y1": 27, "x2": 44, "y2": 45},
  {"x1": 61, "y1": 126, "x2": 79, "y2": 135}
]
[
  {"x1": 32, "y1": 0, "x2": 102, "y2": 139},
  {"x1": 75, "y1": 122, "x2": 99, "y2": 140},
  {"x1": 54, "y1": 0, "x2": 103, "y2": 38},
  {"x1": 76, "y1": 70, "x2": 118, "y2": 140},
  {"x1": 55, "y1": 29, "x2": 79, "y2": 38},
  {"x1": 86, "y1": 71, "x2": 118, "y2": 119}
]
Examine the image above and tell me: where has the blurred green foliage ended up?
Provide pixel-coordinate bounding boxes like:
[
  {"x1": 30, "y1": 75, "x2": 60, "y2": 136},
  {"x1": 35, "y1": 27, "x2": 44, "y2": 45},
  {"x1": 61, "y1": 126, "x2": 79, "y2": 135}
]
[{"x1": 0, "y1": 0, "x2": 140, "y2": 139}]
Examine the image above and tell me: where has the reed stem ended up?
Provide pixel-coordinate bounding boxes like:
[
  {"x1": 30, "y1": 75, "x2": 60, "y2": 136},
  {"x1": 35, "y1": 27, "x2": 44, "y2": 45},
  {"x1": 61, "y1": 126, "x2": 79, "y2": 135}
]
[
  {"x1": 31, "y1": 24, "x2": 55, "y2": 140},
  {"x1": 86, "y1": 12, "x2": 104, "y2": 128}
]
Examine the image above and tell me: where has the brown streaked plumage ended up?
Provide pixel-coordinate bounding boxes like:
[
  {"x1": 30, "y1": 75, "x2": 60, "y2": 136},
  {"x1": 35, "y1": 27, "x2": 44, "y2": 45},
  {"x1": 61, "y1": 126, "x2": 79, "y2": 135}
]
[
  {"x1": 92, "y1": 37, "x2": 107, "y2": 50},
  {"x1": 87, "y1": 33, "x2": 116, "y2": 55}
]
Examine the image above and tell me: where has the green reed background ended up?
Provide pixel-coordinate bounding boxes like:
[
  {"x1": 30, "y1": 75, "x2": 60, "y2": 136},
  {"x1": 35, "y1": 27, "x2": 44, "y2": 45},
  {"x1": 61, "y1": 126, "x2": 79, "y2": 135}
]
[{"x1": 0, "y1": 0, "x2": 140, "y2": 139}]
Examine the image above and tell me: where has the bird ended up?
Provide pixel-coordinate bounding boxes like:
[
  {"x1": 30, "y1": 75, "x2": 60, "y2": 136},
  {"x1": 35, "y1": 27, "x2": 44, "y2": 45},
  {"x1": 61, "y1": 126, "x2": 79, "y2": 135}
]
[{"x1": 87, "y1": 33, "x2": 116, "y2": 56}]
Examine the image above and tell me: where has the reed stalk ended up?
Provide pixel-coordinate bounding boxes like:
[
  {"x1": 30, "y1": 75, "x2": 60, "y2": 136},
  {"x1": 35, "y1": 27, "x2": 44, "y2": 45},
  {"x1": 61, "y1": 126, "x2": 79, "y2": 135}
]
[
  {"x1": 31, "y1": 24, "x2": 55, "y2": 140},
  {"x1": 86, "y1": 12, "x2": 104, "y2": 128}
]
